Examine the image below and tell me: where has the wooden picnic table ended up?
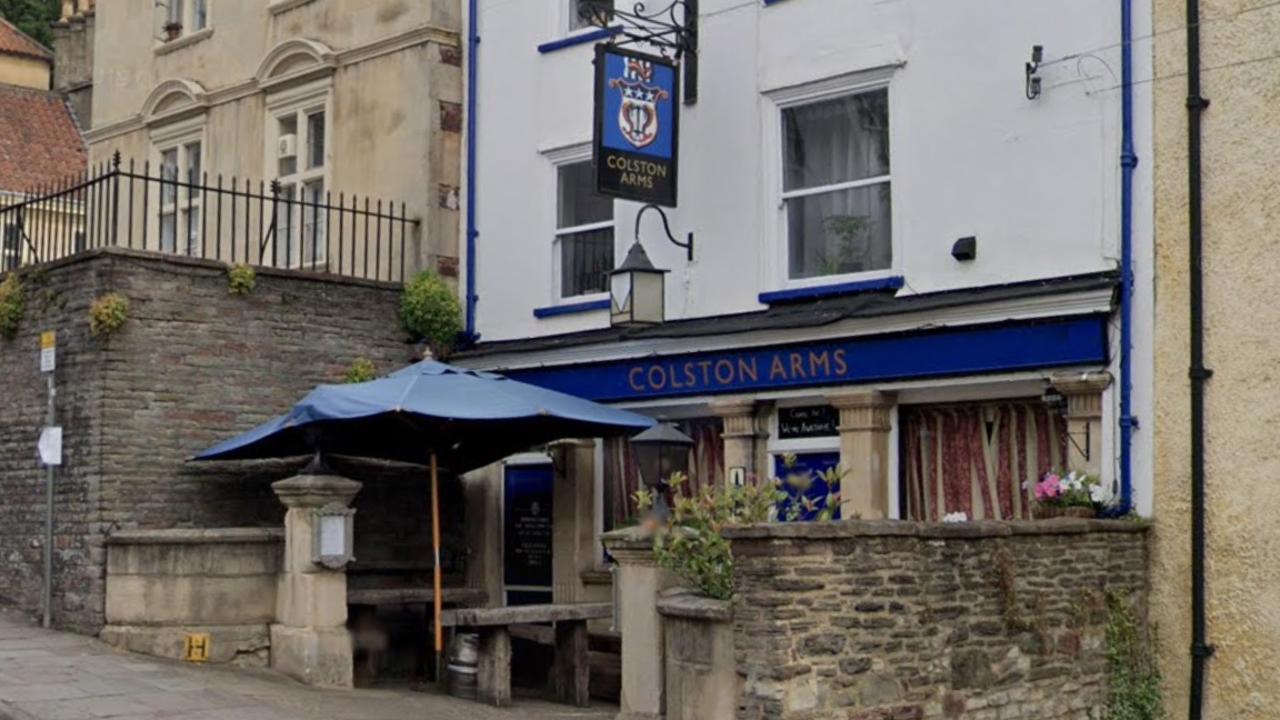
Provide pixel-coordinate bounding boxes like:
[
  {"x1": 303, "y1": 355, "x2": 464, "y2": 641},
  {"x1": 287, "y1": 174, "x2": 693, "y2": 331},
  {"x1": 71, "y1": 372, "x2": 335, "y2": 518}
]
[
  {"x1": 439, "y1": 602, "x2": 612, "y2": 708},
  {"x1": 346, "y1": 587, "x2": 489, "y2": 607}
]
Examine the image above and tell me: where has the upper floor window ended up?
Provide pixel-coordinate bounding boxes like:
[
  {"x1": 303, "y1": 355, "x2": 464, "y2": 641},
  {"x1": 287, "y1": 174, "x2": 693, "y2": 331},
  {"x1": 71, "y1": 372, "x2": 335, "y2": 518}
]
[
  {"x1": 556, "y1": 160, "x2": 614, "y2": 298},
  {"x1": 570, "y1": 0, "x2": 611, "y2": 31},
  {"x1": 158, "y1": 140, "x2": 203, "y2": 256},
  {"x1": 162, "y1": 0, "x2": 208, "y2": 40},
  {"x1": 782, "y1": 88, "x2": 891, "y2": 280},
  {"x1": 273, "y1": 106, "x2": 329, "y2": 269}
]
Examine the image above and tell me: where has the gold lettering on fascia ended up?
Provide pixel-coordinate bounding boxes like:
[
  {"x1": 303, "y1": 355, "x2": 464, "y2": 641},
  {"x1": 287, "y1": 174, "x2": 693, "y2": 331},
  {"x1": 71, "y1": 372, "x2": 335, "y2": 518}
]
[{"x1": 627, "y1": 349, "x2": 849, "y2": 393}]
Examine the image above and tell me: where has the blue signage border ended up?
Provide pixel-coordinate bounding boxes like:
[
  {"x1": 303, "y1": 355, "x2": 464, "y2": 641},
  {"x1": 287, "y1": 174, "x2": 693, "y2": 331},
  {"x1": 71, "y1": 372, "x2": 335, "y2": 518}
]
[{"x1": 502, "y1": 315, "x2": 1109, "y2": 402}]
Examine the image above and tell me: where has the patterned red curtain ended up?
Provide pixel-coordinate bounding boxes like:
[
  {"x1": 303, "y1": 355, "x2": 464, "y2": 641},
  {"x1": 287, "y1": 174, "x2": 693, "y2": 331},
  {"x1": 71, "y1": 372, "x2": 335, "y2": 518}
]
[{"x1": 900, "y1": 401, "x2": 1067, "y2": 521}]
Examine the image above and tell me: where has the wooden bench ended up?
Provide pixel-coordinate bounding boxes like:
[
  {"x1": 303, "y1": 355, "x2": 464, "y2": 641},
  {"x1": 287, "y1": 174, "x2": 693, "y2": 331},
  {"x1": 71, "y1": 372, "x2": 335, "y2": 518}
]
[{"x1": 439, "y1": 602, "x2": 612, "y2": 708}]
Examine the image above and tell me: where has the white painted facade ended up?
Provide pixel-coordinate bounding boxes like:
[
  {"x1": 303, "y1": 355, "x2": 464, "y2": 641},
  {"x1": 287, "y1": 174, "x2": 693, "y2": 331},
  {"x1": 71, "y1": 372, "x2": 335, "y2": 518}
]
[{"x1": 464, "y1": 0, "x2": 1154, "y2": 515}]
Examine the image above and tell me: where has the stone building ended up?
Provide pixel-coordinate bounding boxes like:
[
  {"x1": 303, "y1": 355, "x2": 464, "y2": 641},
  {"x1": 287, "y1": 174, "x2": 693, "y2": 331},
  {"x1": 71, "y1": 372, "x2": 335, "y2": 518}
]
[
  {"x1": 80, "y1": 0, "x2": 463, "y2": 279},
  {"x1": 50, "y1": 0, "x2": 95, "y2": 127},
  {"x1": 1150, "y1": 0, "x2": 1280, "y2": 717}
]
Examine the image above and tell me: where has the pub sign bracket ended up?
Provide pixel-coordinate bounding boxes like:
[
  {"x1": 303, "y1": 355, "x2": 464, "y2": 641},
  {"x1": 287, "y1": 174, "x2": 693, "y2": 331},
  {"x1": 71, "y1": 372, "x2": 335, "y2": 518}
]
[{"x1": 580, "y1": 0, "x2": 699, "y2": 104}]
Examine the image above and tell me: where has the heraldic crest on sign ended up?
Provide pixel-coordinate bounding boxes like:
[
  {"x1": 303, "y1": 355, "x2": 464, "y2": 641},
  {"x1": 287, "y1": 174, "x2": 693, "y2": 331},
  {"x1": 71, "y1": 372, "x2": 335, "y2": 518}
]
[{"x1": 610, "y1": 58, "x2": 671, "y2": 149}]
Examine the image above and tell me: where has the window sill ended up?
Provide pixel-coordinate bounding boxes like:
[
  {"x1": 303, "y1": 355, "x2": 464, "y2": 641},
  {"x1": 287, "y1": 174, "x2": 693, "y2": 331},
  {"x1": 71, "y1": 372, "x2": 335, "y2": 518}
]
[
  {"x1": 154, "y1": 27, "x2": 213, "y2": 56},
  {"x1": 533, "y1": 297, "x2": 611, "y2": 319},
  {"x1": 537, "y1": 25, "x2": 622, "y2": 54},
  {"x1": 758, "y1": 275, "x2": 904, "y2": 305},
  {"x1": 268, "y1": 0, "x2": 318, "y2": 15}
]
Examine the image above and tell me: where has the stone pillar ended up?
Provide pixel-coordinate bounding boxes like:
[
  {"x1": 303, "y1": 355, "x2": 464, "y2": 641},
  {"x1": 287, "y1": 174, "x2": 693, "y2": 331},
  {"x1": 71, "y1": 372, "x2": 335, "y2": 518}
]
[
  {"x1": 829, "y1": 391, "x2": 896, "y2": 520},
  {"x1": 1051, "y1": 371, "x2": 1113, "y2": 475},
  {"x1": 712, "y1": 399, "x2": 768, "y2": 486},
  {"x1": 552, "y1": 440, "x2": 596, "y2": 603},
  {"x1": 603, "y1": 527, "x2": 676, "y2": 720},
  {"x1": 270, "y1": 473, "x2": 362, "y2": 689}
]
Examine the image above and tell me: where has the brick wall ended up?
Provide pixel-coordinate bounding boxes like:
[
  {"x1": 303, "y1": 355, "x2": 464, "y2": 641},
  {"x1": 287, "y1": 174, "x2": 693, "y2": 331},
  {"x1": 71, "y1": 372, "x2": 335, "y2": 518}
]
[
  {"x1": 726, "y1": 520, "x2": 1149, "y2": 720},
  {"x1": 0, "y1": 248, "x2": 420, "y2": 632}
]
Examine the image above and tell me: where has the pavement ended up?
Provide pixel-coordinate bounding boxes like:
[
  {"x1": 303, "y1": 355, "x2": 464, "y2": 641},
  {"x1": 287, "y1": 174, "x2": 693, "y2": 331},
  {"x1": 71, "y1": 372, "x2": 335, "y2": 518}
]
[{"x1": 0, "y1": 609, "x2": 614, "y2": 720}]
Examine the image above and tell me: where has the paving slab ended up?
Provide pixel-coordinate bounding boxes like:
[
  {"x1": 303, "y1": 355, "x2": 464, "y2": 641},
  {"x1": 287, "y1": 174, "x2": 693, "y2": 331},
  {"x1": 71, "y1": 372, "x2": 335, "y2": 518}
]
[{"x1": 0, "y1": 610, "x2": 614, "y2": 720}]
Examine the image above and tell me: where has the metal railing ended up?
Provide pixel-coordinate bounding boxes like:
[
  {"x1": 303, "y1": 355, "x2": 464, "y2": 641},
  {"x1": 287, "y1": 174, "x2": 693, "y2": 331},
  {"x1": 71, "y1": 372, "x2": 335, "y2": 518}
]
[{"x1": 0, "y1": 153, "x2": 418, "y2": 283}]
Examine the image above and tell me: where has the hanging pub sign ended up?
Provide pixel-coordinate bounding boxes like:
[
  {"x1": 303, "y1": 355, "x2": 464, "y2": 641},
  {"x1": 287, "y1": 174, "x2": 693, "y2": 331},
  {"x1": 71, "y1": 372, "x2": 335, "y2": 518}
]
[{"x1": 594, "y1": 44, "x2": 680, "y2": 207}]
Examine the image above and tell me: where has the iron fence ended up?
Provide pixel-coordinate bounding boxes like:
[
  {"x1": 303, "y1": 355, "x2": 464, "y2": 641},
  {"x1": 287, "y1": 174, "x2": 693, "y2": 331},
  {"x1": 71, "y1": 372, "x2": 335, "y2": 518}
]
[{"x1": 0, "y1": 153, "x2": 418, "y2": 283}]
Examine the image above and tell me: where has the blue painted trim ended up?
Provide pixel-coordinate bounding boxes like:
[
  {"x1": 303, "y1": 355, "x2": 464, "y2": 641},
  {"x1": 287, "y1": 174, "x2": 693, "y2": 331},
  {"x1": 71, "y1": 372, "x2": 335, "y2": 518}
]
[
  {"x1": 464, "y1": 0, "x2": 480, "y2": 340},
  {"x1": 537, "y1": 26, "x2": 622, "y2": 54},
  {"x1": 762, "y1": 0, "x2": 791, "y2": 5},
  {"x1": 758, "y1": 276, "x2": 904, "y2": 305},
  {"x1": 1118, "y1": 0, "x2": 1137, "y2": 515},
  {"x1": 503, "y1": 314, "x2": 1109, "y2": 403},
  {"x1": 533, "y1": 299, "x2": 611, "y2": 318}
]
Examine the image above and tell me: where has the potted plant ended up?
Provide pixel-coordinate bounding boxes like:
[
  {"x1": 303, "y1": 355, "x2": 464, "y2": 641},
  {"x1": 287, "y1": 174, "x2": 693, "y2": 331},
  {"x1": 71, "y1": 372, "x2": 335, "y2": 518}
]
[
  {"x1": 163, "y1": 21, "x2": 182, "y2": 41},
  {"x1": 1027, "y1": 470, "x2": 1111, "y2": 519}
]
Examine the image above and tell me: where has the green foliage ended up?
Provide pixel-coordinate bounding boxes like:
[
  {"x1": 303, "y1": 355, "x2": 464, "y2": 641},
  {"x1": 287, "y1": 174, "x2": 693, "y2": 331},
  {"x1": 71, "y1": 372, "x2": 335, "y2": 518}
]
[
  {"x1": 227, "y1": 263, "x2": 257, "y2": 295},
  {"x1": 637, "y1": 472, "x2": 783, "y2": 601},
  {"x1": 399, "y1": 271, "x2": 462, "y2": 355},
  {"x1": 345, "y1": 358, "x2": 377, "y2": 384},
  {"x1": 88, "y1": 293, "x2": 129, "y2": 338},
  {"x1": 1094, "y1": 593, "x2": 1165, "y2": 720},
  {"x1": 0, "y1": 274, "x2": 25, "y2": 340},
  {"x1": 0, "y1": 0, "x2": 59, "y2": 48}
]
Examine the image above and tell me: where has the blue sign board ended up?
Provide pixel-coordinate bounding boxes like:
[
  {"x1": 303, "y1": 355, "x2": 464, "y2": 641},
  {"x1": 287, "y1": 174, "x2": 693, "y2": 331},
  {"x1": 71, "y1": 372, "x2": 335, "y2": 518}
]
[
  {"x1": 594, "y1": 44, "x2": 680, "y2": 206},
  {"x1": 503, "y1": 315, "x2": 1108, "y2": 402},
  {"x1": 503, "y1": 464, "x2": 554, "y2": 591}
]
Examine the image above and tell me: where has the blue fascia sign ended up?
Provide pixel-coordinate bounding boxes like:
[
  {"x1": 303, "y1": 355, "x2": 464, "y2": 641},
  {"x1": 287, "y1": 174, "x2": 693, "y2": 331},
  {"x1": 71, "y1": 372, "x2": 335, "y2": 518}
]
[
  {"x1": 594, "y1": 44, "x2": 680, "y2": 207},
  {"x1": 502, "y1": 315, "x2": 1109, "y2": 403}
]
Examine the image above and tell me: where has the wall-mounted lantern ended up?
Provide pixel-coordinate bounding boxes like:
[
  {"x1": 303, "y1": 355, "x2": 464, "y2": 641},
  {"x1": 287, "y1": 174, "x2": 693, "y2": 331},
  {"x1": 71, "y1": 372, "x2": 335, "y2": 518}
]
[
  {"x1": 312, "y1": 503, "x2": 356, "y2": 570},
  {"x1": 629, "y1": 422, "x2": 693, "y2": 519},
  {"x1": 610, "y1": 242, "x2": 669, "y2": 327}
]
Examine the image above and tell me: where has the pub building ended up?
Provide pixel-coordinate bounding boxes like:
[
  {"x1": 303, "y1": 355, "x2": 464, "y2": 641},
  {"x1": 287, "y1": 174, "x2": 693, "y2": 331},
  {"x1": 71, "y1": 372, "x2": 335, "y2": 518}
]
[{"x1": 456, "y1": 0, "x2": 1152, "y2": 611}]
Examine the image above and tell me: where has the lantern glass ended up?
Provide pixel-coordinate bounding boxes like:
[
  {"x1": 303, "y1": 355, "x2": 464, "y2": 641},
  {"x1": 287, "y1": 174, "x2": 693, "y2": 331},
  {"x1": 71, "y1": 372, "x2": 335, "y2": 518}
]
[
  {"x1": 630, "y1": 423, "x2": 694, "y2": 488},
  {"x1": 631, "y1": 270, "x2": 665, "y2": 325},
  {"x1": 610, "y1": 270, "x2": 633, "y2": 319}
]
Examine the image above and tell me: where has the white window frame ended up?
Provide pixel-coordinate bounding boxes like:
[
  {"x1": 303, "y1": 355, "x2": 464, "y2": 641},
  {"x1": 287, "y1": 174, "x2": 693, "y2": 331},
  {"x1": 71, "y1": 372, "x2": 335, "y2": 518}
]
[
  {"x1": 150, "y1": 117, "x2": 206, "y2": 257},
  {"x1": 762, "y1": 67, "x2": 901, "y2": 292},
  {"x1": 546, "y1": 143, "x2": 615, "y2": 304},
  {"x1": 158, "y1": 0, "x2": 210, "y2": 41},
  {"x1": 265, "y1": 81, "x2": 333, "y2": 271}
]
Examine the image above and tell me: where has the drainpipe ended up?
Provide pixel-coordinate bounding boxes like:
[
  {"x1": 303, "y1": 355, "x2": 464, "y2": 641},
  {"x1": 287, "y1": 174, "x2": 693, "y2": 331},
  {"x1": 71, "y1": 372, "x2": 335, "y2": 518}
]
[
  {"x1": 464, "y1": 0, "x2": 480, "y2": 341},
  {"x1": 1118, "y1": 0, "x2": 1137, "y2": 516},
  {"x1": 1184, "y1": 0, "x2": 1214, "y2": 716}
]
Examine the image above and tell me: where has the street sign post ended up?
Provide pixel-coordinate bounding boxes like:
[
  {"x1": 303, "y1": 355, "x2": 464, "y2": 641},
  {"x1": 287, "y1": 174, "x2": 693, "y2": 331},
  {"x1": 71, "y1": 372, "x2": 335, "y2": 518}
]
[{"x1": 39, "y1": 331, "x2": 56, "y2": 629}]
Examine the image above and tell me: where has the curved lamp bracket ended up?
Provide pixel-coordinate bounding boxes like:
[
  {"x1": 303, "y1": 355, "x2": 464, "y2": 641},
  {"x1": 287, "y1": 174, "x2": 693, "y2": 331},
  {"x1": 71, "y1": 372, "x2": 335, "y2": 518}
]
[{"x1": 635, "y1": 204, "x2": 693, "y2": 262}]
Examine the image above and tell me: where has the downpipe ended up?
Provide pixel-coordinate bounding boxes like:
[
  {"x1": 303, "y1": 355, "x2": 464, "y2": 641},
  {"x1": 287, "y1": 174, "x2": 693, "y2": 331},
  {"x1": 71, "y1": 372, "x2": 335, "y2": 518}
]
[
  {"x1": 1118, "y1": 0, "x2": 1137, "y2": 516},
  {"x1": 1184, "y1": 0, "x2": 1215, "y2": 717},
  {"x1": 463, "y1": 0, "x2": 480, "y2": 342}
]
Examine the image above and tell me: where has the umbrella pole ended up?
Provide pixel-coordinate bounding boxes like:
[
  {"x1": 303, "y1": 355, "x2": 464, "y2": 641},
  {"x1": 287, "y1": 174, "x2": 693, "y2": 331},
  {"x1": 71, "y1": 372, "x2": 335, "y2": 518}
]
[{"x1": 431, "y1": 452, "x2": 444, "y2": 685}]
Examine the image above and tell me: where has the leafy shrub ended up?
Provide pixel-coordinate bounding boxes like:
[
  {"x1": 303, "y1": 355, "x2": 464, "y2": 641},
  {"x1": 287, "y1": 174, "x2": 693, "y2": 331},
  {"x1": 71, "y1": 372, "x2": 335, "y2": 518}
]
[
  {"x1": 636, "y1": 462, "x2": 845, "y2": 601},
  {"x1": 227, "y1": 263, "x2": 257, "y2": 295},
  {"x1": 400, "y1": 271, "x2": 462, "y2": 355},
  {"x1": 89, "y1": 293, "x2": 129, "y2": 338},
  {"x1": 345, "y1": 358, "x2": 377, "y2": 384},
  {"x1": 0, "y1": 274, "x2": 24, "y2": 340}
]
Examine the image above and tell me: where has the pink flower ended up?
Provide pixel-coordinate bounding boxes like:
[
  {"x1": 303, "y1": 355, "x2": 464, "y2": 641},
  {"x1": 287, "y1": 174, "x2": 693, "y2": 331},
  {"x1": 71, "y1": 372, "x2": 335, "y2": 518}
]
[{"x1": 1036, "y1": 473, "x2": 1063, "y2": 501}]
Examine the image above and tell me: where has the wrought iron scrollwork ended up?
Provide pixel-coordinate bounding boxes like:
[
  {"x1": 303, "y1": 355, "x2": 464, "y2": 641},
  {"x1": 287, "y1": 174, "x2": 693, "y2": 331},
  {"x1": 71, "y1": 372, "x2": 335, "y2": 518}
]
[{"x1": 580, "y1": 0, "x2": 699, "y2": 104}]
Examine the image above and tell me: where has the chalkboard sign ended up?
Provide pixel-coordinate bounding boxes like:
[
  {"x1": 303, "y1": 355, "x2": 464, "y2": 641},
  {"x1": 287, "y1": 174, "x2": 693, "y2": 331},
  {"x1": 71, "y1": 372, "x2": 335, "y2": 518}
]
[
  {"x1": 778, "y1": 405, "x2": 839, "y2": 439},
  {"x1": 503, "y1": 464, "x2": 554, "y2": 589}
]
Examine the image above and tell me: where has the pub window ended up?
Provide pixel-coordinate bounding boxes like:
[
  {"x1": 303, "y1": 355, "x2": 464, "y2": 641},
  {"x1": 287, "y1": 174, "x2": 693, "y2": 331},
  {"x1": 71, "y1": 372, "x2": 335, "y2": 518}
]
[
  {"x1": 555, "y1": 160, "x2": 614, "y2": 299},
  {"x1": 899, "y1": 401, "x2": 1068, "y2": 522},
  {"x1": 781, "y1": 88, "x2": 891, "y2": 280}
]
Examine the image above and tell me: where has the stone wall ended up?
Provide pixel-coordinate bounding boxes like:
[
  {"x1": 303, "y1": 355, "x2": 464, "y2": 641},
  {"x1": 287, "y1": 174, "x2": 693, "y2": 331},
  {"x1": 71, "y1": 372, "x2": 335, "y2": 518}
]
[
  {"x1": 0, "y1": 248, "x2": 416, "y2": 632},
  {"x1": 726, "y1": 519, "x2": 1149, "y2": 720},
  {"x1": 100, "y1": 528, "x2": 283, "y2": 666}
]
